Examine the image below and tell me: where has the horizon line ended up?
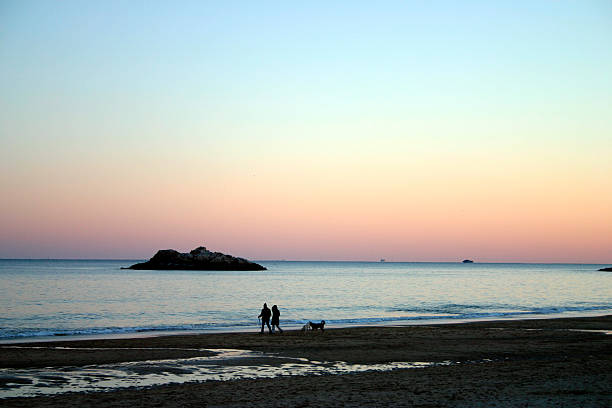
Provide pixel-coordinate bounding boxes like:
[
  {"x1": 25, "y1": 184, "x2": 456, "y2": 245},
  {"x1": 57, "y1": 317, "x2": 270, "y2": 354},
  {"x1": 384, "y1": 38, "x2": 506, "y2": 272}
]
[{"x1": 0, "y1": 258, "x2": 609, "y2": 265}]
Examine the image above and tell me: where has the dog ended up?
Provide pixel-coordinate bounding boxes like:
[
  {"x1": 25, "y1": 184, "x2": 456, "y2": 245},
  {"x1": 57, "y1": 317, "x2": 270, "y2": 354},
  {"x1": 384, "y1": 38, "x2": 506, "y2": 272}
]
[
  {"x1": 300, "y1": 323, "x2": 312, "y2": 333},
  {"x1": 308, "y1": 320, "x2": 325, "y2": 332}
]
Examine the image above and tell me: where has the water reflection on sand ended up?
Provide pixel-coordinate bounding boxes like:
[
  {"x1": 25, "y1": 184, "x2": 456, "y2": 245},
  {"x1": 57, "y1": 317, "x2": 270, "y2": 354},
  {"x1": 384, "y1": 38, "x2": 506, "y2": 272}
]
[{"x1": 0, "y1": 348, "x2": 450, "y2": 398}]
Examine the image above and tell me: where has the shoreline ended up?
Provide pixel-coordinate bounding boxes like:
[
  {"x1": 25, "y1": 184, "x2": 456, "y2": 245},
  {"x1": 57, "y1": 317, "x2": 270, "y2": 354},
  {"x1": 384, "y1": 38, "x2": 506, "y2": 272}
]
[
  {"x1": 2, "y1": 310, "x2": 611, "y2": 345},
  {"x1": 2, "y1": 315, "x2": 611, "y2": 407}
]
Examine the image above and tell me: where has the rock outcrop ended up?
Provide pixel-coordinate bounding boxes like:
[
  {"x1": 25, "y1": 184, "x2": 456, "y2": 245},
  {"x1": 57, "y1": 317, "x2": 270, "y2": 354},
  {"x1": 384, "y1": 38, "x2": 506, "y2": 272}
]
[
  {"x1": 125, "y1": 246, "x2": 266, "y2": 271},
  {"x1": 462, "y1": 259, "x2": 474, "y2": 263},
  {"x1": 598, "y1": 267, "x2": 612, "y2": 272}
]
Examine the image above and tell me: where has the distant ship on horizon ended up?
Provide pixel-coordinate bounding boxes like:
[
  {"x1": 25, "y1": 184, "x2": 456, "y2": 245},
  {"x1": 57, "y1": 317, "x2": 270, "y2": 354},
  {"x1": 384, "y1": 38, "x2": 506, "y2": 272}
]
[{"x1": 380, "y1": 258, "x2": 386, "y2": 262}]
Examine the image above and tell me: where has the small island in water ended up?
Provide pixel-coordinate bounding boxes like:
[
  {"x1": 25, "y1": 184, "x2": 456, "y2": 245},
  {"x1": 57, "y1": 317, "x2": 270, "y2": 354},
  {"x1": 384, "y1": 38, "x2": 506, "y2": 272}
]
[
  {"x1": 462, "y1": 259, "x2": 474, "y2": 263},
  {"x1": 124, "y1": 246, "x2": 267, "y2": 271}
]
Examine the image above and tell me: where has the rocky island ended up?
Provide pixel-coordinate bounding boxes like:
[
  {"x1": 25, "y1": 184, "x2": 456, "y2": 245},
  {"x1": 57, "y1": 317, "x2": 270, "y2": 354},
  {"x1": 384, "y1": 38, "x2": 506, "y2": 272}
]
[
  {"x1": 598, "y1": 267, "x2": 612, "y2": 272},
  {"x1": 124, "y1": 246, "x2": 266, "y2": 271}
]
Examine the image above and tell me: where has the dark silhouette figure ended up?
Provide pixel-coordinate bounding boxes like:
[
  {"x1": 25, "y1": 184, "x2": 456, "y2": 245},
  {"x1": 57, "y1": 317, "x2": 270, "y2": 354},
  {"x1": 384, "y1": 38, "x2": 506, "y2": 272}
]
[
  {"x1": 271, "y1": 305, "x2": 283, "y2": 334},
  {"x1": 309, "y1": 320, "x2": 325, "y2": 331},
  {"x1": 258, "y1": 303, "x2": 272, "y2": 334}
]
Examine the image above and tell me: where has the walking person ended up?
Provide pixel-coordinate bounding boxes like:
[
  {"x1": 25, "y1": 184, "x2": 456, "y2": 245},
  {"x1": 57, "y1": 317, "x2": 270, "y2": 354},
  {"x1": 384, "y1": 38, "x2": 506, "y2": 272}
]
[
  {"x1": 271, "y1": 305, "x2": 283, "y2": 334},
  {"x1": 258, "y1": 303, "x2": 272, "y2": 334}
]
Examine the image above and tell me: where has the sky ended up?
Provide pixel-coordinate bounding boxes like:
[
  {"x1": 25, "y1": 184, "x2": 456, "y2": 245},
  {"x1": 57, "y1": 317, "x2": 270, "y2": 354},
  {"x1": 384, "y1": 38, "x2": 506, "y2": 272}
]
[{"x1": 1, "y1": 1, "x2": 611, "y2": 262}]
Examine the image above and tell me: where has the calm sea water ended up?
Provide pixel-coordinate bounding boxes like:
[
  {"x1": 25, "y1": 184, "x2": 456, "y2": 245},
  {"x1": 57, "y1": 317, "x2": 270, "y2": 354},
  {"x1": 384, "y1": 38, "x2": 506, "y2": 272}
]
[{"x1": 0, "y1": 260, "x2": 611, "y2": 341}]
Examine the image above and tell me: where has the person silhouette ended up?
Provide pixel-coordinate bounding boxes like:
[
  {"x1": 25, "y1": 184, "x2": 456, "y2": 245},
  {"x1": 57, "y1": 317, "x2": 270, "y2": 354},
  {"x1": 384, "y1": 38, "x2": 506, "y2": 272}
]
[
  {"x1": 271, "y1": 305, "x2": 283, "y2": 334},
  {"x1": 258, "y1": 303, "x2": 272, "y2": 334}
]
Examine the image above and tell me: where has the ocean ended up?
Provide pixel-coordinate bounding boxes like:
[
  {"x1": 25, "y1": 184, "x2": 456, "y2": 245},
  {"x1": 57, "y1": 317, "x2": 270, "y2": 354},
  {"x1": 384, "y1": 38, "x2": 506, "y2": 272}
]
[{"x1": 1, "y1": 260, "x2": 611, "y2": 341}]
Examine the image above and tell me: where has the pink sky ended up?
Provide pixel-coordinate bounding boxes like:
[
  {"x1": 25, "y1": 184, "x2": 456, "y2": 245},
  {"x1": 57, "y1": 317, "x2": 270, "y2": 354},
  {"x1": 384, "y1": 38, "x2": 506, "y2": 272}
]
[{"x1": 2, "y1": 145, "x2": 611, "y2": 262}]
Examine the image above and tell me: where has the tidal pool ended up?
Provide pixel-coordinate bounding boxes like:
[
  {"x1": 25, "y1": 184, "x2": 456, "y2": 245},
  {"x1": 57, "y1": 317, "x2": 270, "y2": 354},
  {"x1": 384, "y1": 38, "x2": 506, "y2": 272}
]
[{"x1": 0, "y1": 347, "x2": 449, "y2": 398}]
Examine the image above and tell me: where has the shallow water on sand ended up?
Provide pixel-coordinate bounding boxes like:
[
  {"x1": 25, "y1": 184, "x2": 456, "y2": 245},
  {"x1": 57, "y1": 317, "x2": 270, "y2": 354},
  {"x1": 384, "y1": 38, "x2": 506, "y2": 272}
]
[
  {"x1": 0, "y1": 260, "x2": 610, "y2": 340},
  {"x1": 0, "y1": 347, "x2": 448, "y2": 398}
]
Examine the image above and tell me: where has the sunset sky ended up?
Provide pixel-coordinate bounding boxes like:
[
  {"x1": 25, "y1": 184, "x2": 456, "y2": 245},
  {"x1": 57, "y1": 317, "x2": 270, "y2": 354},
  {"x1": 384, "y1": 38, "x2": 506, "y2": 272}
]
[{"x1": 1, "y1": 1, "x2": 611, "y2": 262}]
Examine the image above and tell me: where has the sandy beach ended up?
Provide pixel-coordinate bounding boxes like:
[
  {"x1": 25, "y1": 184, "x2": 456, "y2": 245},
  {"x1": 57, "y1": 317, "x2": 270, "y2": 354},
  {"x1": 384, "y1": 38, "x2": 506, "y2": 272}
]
[{"x1": 1, "y1": 315, "x2": 611, "y2": 407}]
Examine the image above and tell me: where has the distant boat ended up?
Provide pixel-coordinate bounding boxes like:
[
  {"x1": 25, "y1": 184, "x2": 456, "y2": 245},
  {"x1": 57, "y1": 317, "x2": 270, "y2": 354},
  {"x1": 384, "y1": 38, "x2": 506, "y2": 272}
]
[
  {"x1": 462, "y1": 259, "x2": 474, "y2": 263},
  {"x1": 380, "y1": 259, "x2": 386, "y2": 262}
]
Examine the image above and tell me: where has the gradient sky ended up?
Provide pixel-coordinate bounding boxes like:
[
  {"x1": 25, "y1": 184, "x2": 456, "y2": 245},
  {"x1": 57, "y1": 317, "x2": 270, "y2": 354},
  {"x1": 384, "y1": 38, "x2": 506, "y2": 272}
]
[{"x1": 1, "y1": 1, "x2": 611, "y2": 262}]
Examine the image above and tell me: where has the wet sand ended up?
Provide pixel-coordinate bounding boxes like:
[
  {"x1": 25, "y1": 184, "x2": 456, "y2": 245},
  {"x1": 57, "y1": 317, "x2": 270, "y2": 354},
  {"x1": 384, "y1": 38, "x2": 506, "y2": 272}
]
[{"x1": 2, "y1": 315, "x2": 611, "y2": 407}]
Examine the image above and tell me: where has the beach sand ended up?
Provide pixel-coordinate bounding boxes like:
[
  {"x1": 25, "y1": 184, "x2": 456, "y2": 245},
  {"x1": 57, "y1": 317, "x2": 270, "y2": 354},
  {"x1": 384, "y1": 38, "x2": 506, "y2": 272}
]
[{"x1": 1, "y1": 315, "x2": 611, "y2": 407}]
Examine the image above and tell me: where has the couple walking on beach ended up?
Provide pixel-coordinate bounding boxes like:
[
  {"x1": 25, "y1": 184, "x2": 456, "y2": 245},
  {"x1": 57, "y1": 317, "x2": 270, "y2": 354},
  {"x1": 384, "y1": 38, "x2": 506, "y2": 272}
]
[{"x1": 258, "y1": 303, "x2": 282, "y2": 334}]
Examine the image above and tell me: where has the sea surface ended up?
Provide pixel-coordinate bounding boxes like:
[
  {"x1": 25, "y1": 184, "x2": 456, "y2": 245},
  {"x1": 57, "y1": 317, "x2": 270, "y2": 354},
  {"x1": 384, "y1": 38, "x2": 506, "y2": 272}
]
[{"x1": 1, "y1": 260, "x2": 611, "y2": 341}]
